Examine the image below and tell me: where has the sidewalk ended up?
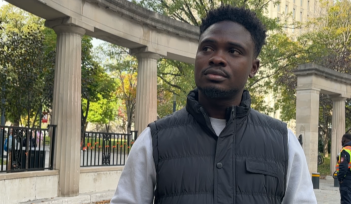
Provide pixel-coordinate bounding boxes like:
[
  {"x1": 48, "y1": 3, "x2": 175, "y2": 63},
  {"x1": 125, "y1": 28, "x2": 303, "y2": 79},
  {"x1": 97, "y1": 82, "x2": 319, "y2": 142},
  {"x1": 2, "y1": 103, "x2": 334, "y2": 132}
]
[
  {"x1": 315, "y1": 177, "x2": 340, "y2": 204},
  {"x1": 20, "y1": 176, "x2": 340, "y2": 204}
]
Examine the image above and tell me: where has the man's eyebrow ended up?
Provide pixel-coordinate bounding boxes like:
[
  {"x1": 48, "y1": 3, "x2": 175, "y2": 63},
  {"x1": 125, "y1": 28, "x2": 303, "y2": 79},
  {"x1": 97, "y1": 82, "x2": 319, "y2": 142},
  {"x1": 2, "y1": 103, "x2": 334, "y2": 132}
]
[
  {"x1": 227, "y1": 42, "x2": 246, "y2": 50},
  {"x1": 199, "y1": 39, "x2": 217, "y2": 45},
  {"x1": 199, "y1": 39, "x2": 247, "y2": 50}
]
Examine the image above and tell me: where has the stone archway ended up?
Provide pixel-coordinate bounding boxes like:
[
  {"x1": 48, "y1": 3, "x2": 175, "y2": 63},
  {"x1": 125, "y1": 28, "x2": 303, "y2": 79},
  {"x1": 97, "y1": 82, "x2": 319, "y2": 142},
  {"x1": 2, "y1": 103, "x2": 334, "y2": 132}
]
[
  {"x1": 5, "y1": 0, "x2": 199, "y2": 196},
  {"x1": 294, "y1": 63, "x2": 351, "y2": 174}
]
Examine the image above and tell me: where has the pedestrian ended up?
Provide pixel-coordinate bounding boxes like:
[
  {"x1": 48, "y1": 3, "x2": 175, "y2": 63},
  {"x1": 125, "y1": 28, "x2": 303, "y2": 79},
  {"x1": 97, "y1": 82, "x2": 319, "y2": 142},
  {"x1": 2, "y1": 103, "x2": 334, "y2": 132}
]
[
  {"x1": 4, "y1": 128, "x2": 19, "y2": 169},
  {"x1": 336, "y1": 134, "x2": 351, "y2": 204},
  {"x1": 111, "y1": 5, "x2": 316, "y2": 204}
]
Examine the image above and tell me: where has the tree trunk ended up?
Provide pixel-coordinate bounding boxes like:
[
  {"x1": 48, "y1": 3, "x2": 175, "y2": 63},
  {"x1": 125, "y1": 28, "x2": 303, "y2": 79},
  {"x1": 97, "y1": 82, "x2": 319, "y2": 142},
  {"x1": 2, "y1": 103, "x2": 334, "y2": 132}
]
[
  {"x1": 31, "y1": 109, "x2": 39, "y2": 128},
  {"x1": 323, "y1": 133, "x2": 329, "y2": 157},
  {"x1": 105, "y1": 123, "x2": 110, "y2": 133},
  {"x1": 81, "y1": 100, "x2": 90, "y2": 147}
]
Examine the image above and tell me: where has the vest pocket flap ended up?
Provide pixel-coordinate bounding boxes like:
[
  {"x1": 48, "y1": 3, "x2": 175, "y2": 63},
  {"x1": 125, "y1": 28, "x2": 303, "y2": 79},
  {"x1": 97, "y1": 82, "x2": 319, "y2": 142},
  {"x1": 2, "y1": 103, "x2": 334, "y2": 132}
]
[{"x1": 246, "y1": 160, "x2": 278, "y2": 178}]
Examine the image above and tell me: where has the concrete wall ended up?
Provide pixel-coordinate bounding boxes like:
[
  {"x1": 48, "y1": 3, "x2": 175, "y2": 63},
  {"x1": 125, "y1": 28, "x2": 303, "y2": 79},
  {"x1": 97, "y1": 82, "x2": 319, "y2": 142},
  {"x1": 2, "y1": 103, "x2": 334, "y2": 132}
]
[
  {"x1": 0, "y1": 167, "x2": 124, "y2": 204},
  {"x1": 0, "y1": 171, "x2": 59, "y2": 204},
  {"x1": 79, "y1": 166, "x2": 123, "y2": 194}
]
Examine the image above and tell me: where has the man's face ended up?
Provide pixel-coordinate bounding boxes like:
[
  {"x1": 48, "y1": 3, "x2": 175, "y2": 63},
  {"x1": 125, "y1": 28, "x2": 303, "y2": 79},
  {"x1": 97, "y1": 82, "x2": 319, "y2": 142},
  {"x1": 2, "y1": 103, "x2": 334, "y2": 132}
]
[{"x1": 195, "y1": 21, "x2": 259, "y2": 98}]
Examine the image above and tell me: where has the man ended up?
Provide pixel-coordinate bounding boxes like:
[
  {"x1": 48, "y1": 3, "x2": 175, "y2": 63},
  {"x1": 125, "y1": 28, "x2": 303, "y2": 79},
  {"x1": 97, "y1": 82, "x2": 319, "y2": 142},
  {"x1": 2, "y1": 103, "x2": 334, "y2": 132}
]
[
  {"x1": 337, "y1": 134, "x2": 351, "y2": 204},
  {"x1": 111, "y1": 5, "x2": 316, "y2": 204}
]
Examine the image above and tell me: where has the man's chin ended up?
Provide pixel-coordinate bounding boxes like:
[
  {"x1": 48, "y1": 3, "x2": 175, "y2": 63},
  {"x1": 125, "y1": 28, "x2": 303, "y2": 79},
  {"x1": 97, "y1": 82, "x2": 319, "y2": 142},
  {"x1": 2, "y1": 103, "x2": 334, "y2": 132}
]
[{"x1": 198, "y1": 86, "x2": 237, "y2": 99}]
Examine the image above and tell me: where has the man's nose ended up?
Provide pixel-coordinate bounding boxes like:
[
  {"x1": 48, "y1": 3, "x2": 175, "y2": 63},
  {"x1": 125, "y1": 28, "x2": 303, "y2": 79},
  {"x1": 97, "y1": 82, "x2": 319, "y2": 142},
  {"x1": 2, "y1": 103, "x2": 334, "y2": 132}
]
[{"x1": 209, "y1": 51, "x2": 227, "y2": 67}]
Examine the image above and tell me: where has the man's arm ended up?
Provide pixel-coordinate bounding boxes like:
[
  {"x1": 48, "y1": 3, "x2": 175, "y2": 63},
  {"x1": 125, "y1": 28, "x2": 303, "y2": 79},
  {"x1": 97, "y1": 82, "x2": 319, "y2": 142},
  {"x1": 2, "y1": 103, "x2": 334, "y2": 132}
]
[
  {"x1": 337, "y1": 150, "x2": 350, "y2": 182},
  {"x1": 282, "y1": 129, "x2": 317, "y2": 204},
  {"x1": 110, "y1": 127, "x2": 156, "y2": 204}
]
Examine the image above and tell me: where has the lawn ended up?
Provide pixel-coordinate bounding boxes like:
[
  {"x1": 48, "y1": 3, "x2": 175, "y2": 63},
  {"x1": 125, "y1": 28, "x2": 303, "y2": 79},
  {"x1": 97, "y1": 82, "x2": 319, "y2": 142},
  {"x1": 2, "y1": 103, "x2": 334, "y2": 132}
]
[
  {"x1": 319, "y1": 156, "x2": 331, "y2": 176},
  {"x1": 0, "y1": 158, "x2": 6, "y2": 165}
]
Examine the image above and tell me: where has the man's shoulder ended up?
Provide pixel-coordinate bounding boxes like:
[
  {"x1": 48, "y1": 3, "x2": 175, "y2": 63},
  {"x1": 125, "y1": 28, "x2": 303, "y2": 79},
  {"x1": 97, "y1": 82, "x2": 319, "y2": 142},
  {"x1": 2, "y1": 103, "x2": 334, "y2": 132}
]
[
  {"x1": 149, "y1": 108, "x2": 195, "y2": 131},
  {"x1": 249, "y1": 109, "x2": 287, "y2": 132}
]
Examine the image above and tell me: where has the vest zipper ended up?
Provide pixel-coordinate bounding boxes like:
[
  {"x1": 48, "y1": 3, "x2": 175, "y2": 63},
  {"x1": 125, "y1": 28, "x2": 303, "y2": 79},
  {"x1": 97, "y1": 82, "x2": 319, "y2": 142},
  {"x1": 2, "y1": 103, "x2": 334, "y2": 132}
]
[
  {"x1": 232, "y1": 108, "x2": 237, "y2": 204},
  {"x1": 199, "y1": 107, "x2": 217, "y2": 136}
]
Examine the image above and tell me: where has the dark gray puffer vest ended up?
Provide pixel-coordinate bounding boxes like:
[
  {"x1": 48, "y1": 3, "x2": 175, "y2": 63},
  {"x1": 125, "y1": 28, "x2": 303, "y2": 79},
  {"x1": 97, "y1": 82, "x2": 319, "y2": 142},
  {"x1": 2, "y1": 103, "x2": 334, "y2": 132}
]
[{"x1": 149, "y1": 89, "x2": 288, "y2": 204}]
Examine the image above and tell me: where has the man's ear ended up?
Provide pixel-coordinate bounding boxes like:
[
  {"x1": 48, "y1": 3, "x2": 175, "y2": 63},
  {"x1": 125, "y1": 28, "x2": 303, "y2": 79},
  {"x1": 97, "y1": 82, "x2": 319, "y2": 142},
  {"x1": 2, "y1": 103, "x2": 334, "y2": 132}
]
[{"x1": 249, "y1": 59, "x2": 260, "y2": 78}]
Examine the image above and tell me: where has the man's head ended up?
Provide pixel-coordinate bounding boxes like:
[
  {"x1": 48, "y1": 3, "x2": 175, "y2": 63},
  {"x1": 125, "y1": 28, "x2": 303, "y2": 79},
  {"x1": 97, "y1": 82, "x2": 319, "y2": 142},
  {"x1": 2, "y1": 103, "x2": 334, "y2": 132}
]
[
  {"x1": 342, "y1": 134, "x2": 351, "y2": 146},
  {"x1": 195, "y1": 6, "x2": 267, "y2": 99}
]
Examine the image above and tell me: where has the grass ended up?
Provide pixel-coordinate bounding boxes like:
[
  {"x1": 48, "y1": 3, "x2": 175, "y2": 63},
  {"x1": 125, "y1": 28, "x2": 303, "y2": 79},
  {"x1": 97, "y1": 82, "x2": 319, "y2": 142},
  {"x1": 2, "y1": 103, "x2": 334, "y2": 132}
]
[
  {"x1": 319, "y1": 156, "x2": 331, "y2": 176},
  {"x1": 0, "y1": 158, "x2": 6, "y2": 165}
]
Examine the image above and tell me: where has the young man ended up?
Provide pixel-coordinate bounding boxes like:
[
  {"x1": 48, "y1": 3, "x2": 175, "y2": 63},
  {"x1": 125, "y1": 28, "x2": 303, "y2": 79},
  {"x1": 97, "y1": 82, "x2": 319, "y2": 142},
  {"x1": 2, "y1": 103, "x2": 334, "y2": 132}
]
[
  {"x1": 111, "y1": 6, "x2": 316, "y2": 204},
  {"x1": 337, "y1": 134, "x2": 351, "y2": 204}
]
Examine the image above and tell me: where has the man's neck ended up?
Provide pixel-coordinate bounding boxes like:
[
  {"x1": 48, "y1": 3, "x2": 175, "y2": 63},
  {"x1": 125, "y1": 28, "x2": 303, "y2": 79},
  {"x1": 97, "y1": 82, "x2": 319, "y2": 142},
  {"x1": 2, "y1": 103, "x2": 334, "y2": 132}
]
[{"x1": 198, "y1": 90, "x2": 243, "y2": 119}]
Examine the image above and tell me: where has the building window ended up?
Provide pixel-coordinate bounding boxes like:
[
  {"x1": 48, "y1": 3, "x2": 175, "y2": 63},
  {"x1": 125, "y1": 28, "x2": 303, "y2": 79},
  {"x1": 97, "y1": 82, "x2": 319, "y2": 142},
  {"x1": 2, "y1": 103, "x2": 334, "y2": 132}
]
[
  {"x1": 293, "y1": 0, "x2": 296, "y2": 5},
  {"x1": 314, "y1": 0, "x2": 316, "y2": 13},
  {"x1": 293, "y1": 8, "x2": 296, "y2": 20},
  {"x1": 293, "y1": 9, "x2": 296, "y2": 32},
  {"x1": 277, "y1": 4, "x2": 280, "y2": 13},
  {"x1": 301, "y1": 0, "x2": 303, "y2": 6},
  {"x1": 285, "y1": 5, "x2": 288, "y2": 14},
  {"x1": 308, "y1": 0, "x2": 310, "y2": 10}
]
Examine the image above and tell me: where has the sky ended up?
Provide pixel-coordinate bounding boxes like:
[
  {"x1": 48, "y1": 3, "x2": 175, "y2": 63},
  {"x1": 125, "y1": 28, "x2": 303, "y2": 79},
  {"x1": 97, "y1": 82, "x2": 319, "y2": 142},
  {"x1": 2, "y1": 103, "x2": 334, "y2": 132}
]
[{"x1": 0, "y1": 0, "x2": 7, "y2": 7}]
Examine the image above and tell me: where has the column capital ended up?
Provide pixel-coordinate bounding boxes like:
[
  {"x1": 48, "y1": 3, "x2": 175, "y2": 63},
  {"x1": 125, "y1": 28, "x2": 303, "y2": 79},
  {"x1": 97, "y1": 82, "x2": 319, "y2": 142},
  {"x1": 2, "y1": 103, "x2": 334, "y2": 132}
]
[
  {"x1": 45, "y1": 18, "x2": 86, "y2": 36},
  {"x1": 331, "y1": 96, "x2": 347, "y2": 102},
  {"x1": 130, "y1": 47, "x2": 162, "y2": 60}
]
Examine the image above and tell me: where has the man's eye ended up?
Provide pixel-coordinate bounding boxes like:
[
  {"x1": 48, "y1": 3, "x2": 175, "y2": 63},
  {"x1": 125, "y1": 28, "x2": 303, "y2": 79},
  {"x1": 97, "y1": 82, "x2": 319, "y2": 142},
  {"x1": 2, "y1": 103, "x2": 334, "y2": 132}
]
[
  {"x1": 202, "y1": 47, "x2": 213, "y2": 52},
  {"x1": 229, "y1": 49, "x2": 240, "y2": 55}
]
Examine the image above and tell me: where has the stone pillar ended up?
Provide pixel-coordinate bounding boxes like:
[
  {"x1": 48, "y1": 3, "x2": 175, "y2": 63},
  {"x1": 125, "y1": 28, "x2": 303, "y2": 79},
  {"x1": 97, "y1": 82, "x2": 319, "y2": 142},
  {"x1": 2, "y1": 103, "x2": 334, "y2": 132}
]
[
  {"x1": 330, "y1": 97, "x2": 346, "y2": 174},
  {"x1": 134, "y1": 52, "x2": 160, "y2": 134},
  {"x1": 296, "y1": 88, "x2": 320, "y2": 173},
  {"x1": 50, "y1": 25, "x2": 85, "y2": 196}
]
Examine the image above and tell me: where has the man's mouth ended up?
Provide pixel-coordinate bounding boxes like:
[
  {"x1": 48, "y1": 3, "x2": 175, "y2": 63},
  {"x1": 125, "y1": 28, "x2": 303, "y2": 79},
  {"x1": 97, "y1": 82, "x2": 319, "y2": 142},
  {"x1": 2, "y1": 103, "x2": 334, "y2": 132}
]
[{"x1": 203, "y1": 68, "x2": 228, "y2": 81}]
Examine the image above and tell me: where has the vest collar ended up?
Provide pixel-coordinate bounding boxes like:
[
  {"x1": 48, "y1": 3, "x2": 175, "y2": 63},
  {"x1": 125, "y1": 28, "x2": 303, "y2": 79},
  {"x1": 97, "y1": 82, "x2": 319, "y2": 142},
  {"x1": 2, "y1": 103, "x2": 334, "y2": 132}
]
[{"x1": 186, "y1": 89, "x2": 251, "y2": 128}]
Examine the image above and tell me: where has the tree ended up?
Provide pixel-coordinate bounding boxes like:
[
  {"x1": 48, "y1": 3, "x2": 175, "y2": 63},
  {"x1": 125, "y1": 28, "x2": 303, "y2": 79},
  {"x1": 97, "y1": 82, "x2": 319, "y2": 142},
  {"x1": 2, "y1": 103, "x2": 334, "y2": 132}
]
[
  {"x1": 81, "y1": 36, "x2": 117, "y2": 133},
  {"x1": 273, "y1": 0, "x2": 351, "y2": 156},
  {"x1": 83, "y1": 93, "x2": 119, "y2": 133},
  {"x1": 0, "y1": 4, "x2": 55, "y2": 127}
]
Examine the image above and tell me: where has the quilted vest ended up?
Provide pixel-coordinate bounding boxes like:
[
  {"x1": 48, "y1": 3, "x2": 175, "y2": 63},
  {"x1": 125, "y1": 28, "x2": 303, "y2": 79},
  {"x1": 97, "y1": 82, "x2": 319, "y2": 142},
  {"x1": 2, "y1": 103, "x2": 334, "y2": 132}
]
[{"x1": 149, "y1": 89, "x2": 288, "y2": 204}]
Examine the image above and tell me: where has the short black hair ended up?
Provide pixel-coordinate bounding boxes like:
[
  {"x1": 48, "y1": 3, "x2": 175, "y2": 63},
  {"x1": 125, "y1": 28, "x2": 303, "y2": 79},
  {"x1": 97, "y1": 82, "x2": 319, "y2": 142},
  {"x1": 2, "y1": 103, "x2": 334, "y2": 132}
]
[
  {"x1": 199, "y1": 5, "x2": 267, "y2": 57},
  {"x1": 343, "y1": 134, "x2": 351, "y2": 141}
]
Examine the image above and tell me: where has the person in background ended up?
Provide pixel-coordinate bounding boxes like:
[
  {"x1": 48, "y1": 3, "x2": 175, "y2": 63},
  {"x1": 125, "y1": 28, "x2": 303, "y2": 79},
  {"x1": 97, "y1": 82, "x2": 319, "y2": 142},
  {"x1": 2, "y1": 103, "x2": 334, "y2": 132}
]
[{"x1": 336, "y1": 134, "x2": 351, "y2": 204}]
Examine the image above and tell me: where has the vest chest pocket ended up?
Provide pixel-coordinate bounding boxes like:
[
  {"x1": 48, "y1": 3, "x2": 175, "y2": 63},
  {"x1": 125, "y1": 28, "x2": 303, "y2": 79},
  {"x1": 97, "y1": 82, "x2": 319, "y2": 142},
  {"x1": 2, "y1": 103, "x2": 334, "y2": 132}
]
[{"x1": 238, "y1": 159, "x2": 285, "y2": 197}]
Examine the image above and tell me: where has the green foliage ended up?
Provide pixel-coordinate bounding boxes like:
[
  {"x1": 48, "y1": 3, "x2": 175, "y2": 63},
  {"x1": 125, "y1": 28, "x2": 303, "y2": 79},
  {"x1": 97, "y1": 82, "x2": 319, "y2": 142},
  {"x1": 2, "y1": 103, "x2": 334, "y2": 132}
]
[
  {"x1": 83, "y1": 94, "x2": 119, "y2": 127},
  {"x1": 0, "y1": 4, "x2": 55, "y2": 126},
  {"x1": 318, "y1": 156, "x2": 331, "y2": 176},
  {"x1": 157, "y1": 59, "x2": 195, "y2": 117},
  {"x1": 81, "y1": 38, "x2": 117, "y2": 133},
  {"x1": 93, "y1": 43, "x2": 137, "y2": 132}
]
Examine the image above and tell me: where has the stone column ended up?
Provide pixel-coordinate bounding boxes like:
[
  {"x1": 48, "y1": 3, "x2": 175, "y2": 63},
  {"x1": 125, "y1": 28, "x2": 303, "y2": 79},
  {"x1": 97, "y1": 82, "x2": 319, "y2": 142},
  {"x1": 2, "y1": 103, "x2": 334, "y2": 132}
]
[
  {"x1": 134, "y1": 52, "x2": 160, "y2": 134},
  {"x1": 296, "y1": 88, "x2": 320, "y2": 173},
  {"x1": 50, "y1": 25, "x2": 85, "y2": 196},
  {"x1": 330, "y1": 97, "x2": 346, "y2": 174}
]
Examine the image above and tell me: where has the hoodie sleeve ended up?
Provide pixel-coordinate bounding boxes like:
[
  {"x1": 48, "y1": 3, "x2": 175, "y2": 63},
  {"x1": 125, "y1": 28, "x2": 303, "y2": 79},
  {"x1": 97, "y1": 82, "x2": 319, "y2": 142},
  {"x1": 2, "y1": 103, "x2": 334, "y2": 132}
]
[
  {"x1": 338, "y1": 150, "x2": 350, "y2": 182},
  {"x1": 110, "y1": 127, "x2": 156, "y2": 204},
  {"x1": 282, "y1": 129, "x2": 317, "y2": 204}
]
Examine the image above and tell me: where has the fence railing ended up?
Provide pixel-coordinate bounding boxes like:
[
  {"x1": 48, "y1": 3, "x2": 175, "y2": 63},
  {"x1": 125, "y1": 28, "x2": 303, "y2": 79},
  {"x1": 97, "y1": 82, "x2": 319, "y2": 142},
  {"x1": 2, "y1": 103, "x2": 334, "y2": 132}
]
[
  {"x1": 81, "y1": 131, "x2": 138, "y2": 167},
  {"x1": 0, "y1": 125, "x2": 57, "y2": 173}
]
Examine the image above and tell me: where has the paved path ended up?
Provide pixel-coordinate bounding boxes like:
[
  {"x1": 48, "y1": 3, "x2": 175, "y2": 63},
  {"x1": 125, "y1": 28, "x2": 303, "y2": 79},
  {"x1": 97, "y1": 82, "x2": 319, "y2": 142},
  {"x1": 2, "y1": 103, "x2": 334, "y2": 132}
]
[
  {"x1": 315, "y1": 177, "x2": 340, "y2": 204},
  {"x1": 20, "y1": 175, "x2": 342, "y2": 204}
]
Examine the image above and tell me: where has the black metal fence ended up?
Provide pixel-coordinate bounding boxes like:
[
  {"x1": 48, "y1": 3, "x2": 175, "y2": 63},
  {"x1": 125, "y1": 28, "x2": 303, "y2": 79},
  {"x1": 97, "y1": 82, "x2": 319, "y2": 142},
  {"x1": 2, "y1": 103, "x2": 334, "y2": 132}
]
[
  {"x1": 81, "y1": 131, "x2": 138, "y2": 167},
  {"x1": 0, "y1": 125, "x2": 56, "y2": 173}
]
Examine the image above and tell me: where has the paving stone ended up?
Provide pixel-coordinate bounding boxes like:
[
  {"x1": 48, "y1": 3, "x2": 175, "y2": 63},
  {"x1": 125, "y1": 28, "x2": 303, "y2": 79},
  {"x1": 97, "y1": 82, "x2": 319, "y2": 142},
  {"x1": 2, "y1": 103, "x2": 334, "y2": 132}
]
[{"x1": 314, "y1": 178, "x2": 340, "y2": 204}]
